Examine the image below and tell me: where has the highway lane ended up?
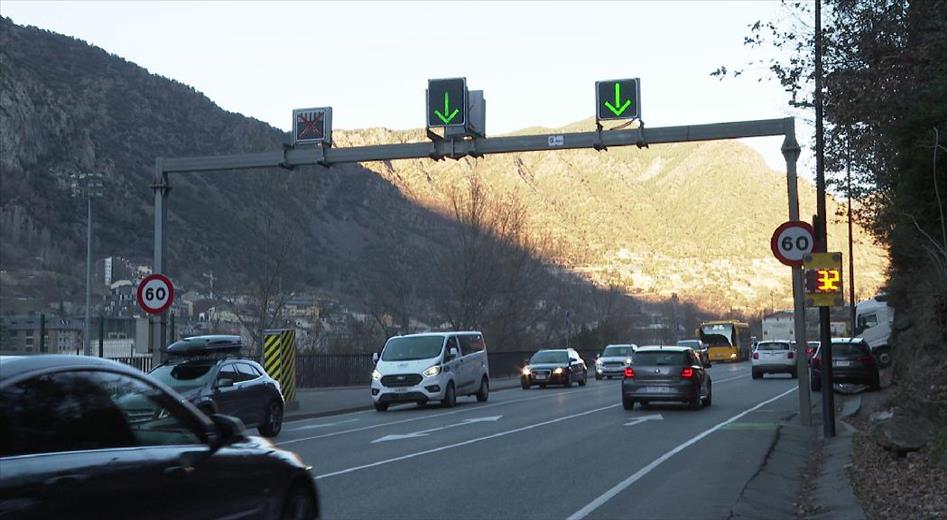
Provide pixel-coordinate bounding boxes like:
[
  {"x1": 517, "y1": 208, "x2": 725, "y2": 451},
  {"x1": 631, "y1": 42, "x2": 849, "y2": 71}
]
[{"x1": 278, "y1": 361, "x2": 802, "y2": 519}]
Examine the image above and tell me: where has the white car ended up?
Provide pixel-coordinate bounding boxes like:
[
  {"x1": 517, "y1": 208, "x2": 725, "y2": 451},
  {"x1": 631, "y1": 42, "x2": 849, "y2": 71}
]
[
  {"x1": 594, "y1": 344, "x2": 637, "y2": 379},
  {"x1": 751, "y1": 340, "x2": 797, "y2": 379},
  {"x1": 371, "y1": 332, "x2": 490, "y2": 411}
]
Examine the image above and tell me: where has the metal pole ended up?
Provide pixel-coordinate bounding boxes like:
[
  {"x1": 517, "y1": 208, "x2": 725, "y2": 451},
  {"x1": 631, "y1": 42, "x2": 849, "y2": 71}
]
[
  {"x1": 847, "y1": 141, "x2": 856, "y2": 332},
  {"x1": 814, "y1": 0, "x2": 836, "y2": 438},
  {"x1": 39, "y1": 313, "x2": 46, "y2": 353},
  {"x1": 98, "y1": 315, "x2": 104, "y2": 357},
  {"x1": 782, "y1": 125, "x2": 812, "y2": 426},
  {"x1": 152, "y1": 159, "x2": 170, "y2": 366},
  {"x1": 85, "y1": 196, "x2": 93, "y2": 356}
]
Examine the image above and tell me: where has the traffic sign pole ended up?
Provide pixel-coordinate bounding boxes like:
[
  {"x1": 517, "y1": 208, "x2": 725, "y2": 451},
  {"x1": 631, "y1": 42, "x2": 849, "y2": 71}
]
[{"x1": 781, "y1": 130, "x2": 812, "y2": 427}]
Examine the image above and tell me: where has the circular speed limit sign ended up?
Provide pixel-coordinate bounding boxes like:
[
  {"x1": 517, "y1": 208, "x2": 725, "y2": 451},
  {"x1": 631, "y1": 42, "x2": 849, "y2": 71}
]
[
  {"x1": 137, "y1": 273, "x2": 175, "y2": 315},
  {"x1": 771, "y1": 221, "x2": 815, "y2": 267}
]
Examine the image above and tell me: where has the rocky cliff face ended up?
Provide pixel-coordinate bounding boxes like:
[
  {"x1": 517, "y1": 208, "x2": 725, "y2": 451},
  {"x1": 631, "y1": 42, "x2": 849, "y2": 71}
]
[{"x1": 0, "y1": 17, "x2": 887, "y2": 315}]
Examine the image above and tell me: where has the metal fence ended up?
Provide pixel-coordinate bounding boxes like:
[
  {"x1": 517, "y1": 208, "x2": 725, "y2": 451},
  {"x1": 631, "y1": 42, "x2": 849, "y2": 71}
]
[
  {"x1": 294, "y1": 349, "x2": 602, "y2": 388},
  {"x1": 112, "y1": 356, "x2": 154, "y2": 373}
]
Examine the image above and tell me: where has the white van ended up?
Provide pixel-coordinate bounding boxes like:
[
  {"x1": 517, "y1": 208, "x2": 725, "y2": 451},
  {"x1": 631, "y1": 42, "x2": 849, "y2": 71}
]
[{"x1": 371, "y1": 332, "x2": 490, "y2": 412}]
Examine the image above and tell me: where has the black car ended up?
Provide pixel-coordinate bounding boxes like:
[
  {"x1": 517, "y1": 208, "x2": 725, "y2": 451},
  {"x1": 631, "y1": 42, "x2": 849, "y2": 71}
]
[
  {"x1": 149, "y1": 336, "x2": 285, "y2": 437},
  {"x1": 0, "y1": 355, "x2": 318, "y2": 520},
  {"x1": 621, "y1": 346, "x2": 712, "y2": 410},
  {"x1": 521, "y1": 348, "x2": 588, "y2": 389},
  {"x1": 809, "y1": 338, "x2": 881, "y2": 391}
]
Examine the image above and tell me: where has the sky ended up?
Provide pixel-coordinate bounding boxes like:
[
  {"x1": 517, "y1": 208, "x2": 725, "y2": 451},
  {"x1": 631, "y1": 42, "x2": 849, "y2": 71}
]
[{"x1": 2, "y1": 0, "x2": 815, "y2": 174}]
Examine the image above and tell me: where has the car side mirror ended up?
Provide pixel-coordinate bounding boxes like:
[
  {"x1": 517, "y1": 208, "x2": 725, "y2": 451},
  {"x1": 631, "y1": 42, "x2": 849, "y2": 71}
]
[
  {"x1": 210, "y1": 414, "x2": 247, "y2": 449},
  {"x1": 217, "y1": 378, "x2": 235, "y2": 389},
  {"x1": 449, "y1": 347, "x2": 459, "y2": 359},
  {"x1": 372, "y1": 352, "x2": 379, "y2": 364}
]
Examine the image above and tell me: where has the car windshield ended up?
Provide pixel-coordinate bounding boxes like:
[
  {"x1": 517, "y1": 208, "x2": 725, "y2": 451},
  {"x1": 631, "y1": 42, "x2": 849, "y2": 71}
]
[
  {"x1": 530, "y1": 350, "x2": 568, "y2": 364},
  {"x1": 633, "y1": 351, "x2": 688, "y2": 366},
  {"x1": 756, "y1": 342, "x2": 790, "y2": 351},
  {"x1": 149, "y1": 361, "x2": 216, "y2": 391},
  {"x1": 382, "y1": 336, "x2": 444, "y2": 361},
  {"x1": 602, "y1": 346, "x2": 634, "y2": 357}
]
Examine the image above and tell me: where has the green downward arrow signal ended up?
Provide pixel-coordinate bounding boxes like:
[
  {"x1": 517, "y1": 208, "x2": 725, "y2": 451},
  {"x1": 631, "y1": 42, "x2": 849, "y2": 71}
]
[
  {"x1": 603, "y1": 82, "x2": 632, "y2": 117},
  {"x1": 434, "y1": 91, "x2": 460, "y2": 124}
]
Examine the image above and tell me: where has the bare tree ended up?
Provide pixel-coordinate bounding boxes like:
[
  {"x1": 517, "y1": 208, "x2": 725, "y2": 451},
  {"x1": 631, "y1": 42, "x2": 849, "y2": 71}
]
[{"x1": 225, "y1": 212, "x2": 302, "y2": 357}]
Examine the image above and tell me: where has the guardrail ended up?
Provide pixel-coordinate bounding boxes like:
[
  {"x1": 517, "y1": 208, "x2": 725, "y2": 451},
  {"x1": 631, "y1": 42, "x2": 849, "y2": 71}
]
[{"x1": 294, "y1": 350, "x2": 601, "y2": 388}]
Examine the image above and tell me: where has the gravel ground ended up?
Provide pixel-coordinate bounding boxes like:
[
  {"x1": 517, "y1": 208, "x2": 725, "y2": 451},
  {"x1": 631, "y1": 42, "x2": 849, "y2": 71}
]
[{"x1": 846, "y1": 389, "x2": 947, "y2": 520}]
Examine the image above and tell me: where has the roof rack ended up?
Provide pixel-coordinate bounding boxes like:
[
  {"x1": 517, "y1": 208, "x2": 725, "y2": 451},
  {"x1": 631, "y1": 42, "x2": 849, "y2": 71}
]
[{"x1": 166, "y1": 335, "x2": 243, "y2": 358}]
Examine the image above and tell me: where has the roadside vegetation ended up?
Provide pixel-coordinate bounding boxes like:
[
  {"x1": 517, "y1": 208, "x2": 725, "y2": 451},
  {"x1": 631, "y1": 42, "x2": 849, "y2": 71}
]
[{"x1": 716, "y1": 0, "x2": 947, "y2": 516}]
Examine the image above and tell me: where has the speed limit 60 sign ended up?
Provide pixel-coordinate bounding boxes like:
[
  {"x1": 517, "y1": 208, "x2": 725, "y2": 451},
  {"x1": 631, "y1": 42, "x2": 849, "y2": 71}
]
[
  {"x1": 137, "y1": 273, "x2": 175, "y2": 315},
  {"x1": 771, "y1": 221, "x2": 815, "y2": 267}
]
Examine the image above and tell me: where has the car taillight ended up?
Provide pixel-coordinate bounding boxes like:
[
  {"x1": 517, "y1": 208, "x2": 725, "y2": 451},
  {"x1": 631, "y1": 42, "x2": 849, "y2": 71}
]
[
  {"x1": 806, "y1": 348, "x2": 814, "y2": 357},
  {"x1": 752, "y1": 352, "x2": 759, "y2": 360},
  {"x1": 624, "y1": 367, "x2": 635, "y2": 379},
  {"x1": 680, "y1": 367, "x2": 695, "y2": 379},
  {"x1": 859, "y1": 355, "x2": 875, "y2": 365},
  {"x1": 788, "y1": 351, "x2": 795, "y2": 359}
]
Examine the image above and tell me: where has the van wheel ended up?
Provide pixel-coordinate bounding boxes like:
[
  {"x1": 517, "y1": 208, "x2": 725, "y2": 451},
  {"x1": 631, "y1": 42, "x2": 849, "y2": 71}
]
[
  {"x1": 442, "y1": 382, "x2": 456, "y2": 408},
  {"x1": 374, "y1": 402, "x2": 389, "y2": 412},
  {"x1": 752, "y1": 370, "x2": 762, "y2": 380},
  {"x1": 477, "y1": 377, "x2": 489, "y2": 402},
  {"x1": 563, "y1": 373, "x2": 572, "y2": 388},
  {"x1": 622, "y1": 396, "x2": 635, "y2": 410},
  {"x1": 578, "y1": 374, "x2": 587, "y2": 386},
  {"x1": 875, "y1": 347, "x2": 892, "y2": 368}
]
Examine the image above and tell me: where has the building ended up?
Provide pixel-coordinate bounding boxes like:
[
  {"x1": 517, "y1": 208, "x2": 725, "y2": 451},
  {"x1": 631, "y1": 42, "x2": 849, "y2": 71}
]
[{"x1": 1, "y1": 314, "x2": 83, "y2": 354}]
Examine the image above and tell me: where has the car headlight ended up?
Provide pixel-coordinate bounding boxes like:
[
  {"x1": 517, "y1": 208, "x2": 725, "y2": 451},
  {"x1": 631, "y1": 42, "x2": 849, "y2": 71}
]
[
  {"x1": 595, "y1": 359, "x2": 603, "y2": 366},
  {"x1": 730, "y1": 353, "x2": 737, "y2": 359},
  {"x1": 372, "y1": 369, "x2": 382, "y2": 381},
  {"x1": 423, "y1": 365, "x2": 441, "y2": 377},
  {"x1": 625, "y1": 357, "x2": 632, "y2": 365},
  {"x1": 522, "y1": 367, "x2": 531, "y2": 376},
  {"x1": 553, "y1": 367, "x2": 564, "y2": 374}
]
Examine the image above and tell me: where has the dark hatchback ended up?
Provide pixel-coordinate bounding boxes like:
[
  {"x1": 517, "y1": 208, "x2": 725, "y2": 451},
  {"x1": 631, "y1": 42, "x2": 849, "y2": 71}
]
[
  {"x1": 621, "y1": 347, "x2": 712, "y2": 410},
  {"x1": 149, "y1": 336, "x2": 285, "y2": 437},
  {"x1": 521, "y1": 348, "x2": 588, "y2": 388},
  {"x1": 809, "y1": 338, "x2": 881, "y2": 391},
  {"x1": 0, "y1": 355, "x2": 318, "y2": 520}
]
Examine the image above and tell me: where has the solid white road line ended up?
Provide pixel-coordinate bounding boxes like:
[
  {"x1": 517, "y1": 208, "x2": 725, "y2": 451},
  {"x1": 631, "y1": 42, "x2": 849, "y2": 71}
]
[
  {"x1": 314, "y1": 403, "x2": 621, "y2": 480},
  {"x1": 279, "y1": 383, "x2": 613, "y2": 446},
  {"x1": 566, "y1": 386, "x2": 799, "y2": 520},
  {"x1": 714, "y1": 374, "x2": 749, "y2": 384}
]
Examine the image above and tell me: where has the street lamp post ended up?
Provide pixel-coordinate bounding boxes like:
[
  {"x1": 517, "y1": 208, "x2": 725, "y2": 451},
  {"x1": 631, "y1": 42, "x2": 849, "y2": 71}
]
[{"x1": 73, "y1": 173, "x2": 104, "y2": 356}]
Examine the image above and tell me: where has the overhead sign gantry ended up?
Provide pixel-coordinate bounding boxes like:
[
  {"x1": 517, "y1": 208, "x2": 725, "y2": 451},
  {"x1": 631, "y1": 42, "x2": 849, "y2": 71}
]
[{"x1": 149, "y1": 76, "x2": 810, "y2": 425}]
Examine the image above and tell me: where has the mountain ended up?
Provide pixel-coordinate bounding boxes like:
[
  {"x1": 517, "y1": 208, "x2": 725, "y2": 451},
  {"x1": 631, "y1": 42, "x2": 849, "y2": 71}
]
[{"x1": 0, "y1": 17, "x2": 887, "y2": 321}]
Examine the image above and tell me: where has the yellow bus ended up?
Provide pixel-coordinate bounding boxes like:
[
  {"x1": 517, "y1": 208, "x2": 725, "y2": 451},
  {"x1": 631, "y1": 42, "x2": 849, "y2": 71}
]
[{"x1": 697, "y1": 321, "x2": 752, "y2": 362}]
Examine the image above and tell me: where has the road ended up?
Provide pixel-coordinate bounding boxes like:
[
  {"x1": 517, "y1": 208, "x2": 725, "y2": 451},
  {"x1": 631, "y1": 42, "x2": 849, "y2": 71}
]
[{"x1": 278, "y1": 361, "x2": 801, "y2": 520}]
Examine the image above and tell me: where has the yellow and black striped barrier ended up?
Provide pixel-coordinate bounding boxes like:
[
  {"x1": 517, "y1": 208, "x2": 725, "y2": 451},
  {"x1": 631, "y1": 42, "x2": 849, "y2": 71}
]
[{"x1": 263, "y1": 329, "x2": 297, "y2": 409}]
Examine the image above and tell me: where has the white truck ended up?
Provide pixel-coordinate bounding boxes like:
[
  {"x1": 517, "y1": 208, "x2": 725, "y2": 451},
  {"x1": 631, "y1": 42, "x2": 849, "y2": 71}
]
[{"x1": 855, "y1": 294, "x2": 895, "y2": 367}]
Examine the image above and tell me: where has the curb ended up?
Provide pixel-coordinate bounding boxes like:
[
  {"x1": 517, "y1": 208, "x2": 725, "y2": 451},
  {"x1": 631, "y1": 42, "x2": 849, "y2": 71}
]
[{"x1": 285, "y1": 377, "x2": 523, "y2": 422}]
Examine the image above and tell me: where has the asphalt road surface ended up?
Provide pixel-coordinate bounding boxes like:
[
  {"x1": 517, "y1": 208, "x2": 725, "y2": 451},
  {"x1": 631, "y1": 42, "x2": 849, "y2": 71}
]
[{"x1": 278, "y1": 361, "x2": 801, "y2": 520}]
